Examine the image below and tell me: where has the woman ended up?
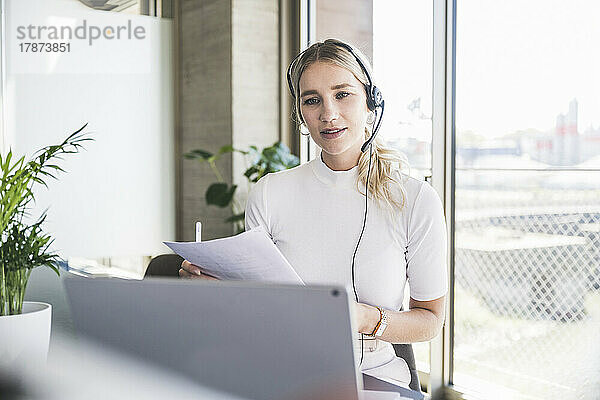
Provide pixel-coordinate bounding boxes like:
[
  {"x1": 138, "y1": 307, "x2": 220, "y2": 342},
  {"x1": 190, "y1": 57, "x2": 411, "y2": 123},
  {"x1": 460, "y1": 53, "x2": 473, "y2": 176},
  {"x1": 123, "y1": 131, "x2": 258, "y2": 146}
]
[{"x1": 180, "y1": 38, "x2": 448, "y2": 393}]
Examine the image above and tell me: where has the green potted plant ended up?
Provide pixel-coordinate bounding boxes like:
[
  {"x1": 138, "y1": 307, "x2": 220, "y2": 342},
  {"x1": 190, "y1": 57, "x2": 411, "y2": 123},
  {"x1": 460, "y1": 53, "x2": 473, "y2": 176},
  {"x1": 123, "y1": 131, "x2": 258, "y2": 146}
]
[
  {"x1": 0, "y1": 124, "x2": 91, "y2": 366},
  {"x1": 185, "y1": 142, "x2": 300, "y2": 233}
]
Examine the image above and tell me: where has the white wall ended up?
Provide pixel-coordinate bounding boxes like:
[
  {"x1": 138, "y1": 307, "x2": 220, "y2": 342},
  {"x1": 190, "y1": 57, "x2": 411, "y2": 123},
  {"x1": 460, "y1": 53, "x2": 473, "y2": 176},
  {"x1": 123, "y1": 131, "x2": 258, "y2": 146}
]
[{"x1": 2, "y1": 0, "x2": 175, "y2": 259}]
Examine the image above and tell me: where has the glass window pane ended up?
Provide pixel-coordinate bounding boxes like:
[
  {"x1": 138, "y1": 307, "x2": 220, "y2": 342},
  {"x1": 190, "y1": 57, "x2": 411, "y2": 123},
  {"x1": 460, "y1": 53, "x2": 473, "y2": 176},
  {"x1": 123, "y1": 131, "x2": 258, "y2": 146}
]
[
  {"x1": 454, "y1": 171, "x2": 600, "y2": 398},
  {"x1": 373, "y1": 1, "x2": 433, "y2": 176},
  {"x1": 455, "y1": 1, "x2": 600, "y2": 398}
]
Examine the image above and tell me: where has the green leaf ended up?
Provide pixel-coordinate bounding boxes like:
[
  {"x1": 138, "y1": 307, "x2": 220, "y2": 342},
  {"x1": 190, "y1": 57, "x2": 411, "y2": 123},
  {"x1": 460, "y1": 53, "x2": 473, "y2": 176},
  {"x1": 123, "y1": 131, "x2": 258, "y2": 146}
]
[
  {"x1": 184, "y1": 149, "x2": 213, "y2": 161},
  {"x1": 246, "y1": 146, "x2": 261, "y2": 164},
  {"x1": 243, "y1": 165, "x2": 260, "y2": 179},
  {"x1": 261, "y1": 142, "x2": 299, "y2": 173},
  {"x1": 225, "y1": 212, "x2": 245, "y2": 223},
  {"x1": 218, "y1": 145, "x2": 235, "y2": 155},
  {"x1": 46, "y1": 164, "x2": 66, "y2": 173},
  {"x1": 205, "y1": 183, "x2": 237, "y2": 207}
]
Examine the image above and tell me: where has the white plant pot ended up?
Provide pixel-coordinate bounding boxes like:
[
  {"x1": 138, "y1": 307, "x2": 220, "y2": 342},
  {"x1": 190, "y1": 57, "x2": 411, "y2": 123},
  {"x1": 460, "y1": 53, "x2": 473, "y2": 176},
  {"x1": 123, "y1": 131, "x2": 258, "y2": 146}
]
[{"x1": 0, "y1": 301, "x2": 52, "y2": 367}]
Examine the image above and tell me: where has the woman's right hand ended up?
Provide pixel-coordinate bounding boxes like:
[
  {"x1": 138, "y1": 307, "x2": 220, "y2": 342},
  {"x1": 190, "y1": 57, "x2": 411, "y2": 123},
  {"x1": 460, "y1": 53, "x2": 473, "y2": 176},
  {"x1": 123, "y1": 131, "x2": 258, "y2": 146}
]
[{"x1": 179, "y1": 260, "x2": 219, "y2": 280}]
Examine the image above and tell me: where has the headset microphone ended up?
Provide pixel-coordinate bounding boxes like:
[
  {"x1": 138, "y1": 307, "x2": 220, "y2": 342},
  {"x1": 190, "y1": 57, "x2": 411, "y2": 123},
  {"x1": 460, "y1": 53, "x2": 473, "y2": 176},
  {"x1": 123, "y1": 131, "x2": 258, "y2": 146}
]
[{"x1": 361, "y1": 99, "x2": 385, "y2": 152}]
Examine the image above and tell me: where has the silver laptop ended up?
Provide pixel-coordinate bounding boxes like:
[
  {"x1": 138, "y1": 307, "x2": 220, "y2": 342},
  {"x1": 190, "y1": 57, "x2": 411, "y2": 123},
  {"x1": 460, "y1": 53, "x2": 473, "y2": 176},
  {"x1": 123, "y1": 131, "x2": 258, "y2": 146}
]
[{"x1": 64, "y1": 276, "x2": 363, "y2": 400}]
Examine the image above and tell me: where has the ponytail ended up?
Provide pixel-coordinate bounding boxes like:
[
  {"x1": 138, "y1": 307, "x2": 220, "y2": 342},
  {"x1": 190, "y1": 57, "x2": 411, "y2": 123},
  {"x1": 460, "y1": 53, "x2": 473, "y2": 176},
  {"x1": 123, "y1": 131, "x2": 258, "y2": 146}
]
[{"x1": 356, "y1": 129, "x2": 409, "y2": 213}]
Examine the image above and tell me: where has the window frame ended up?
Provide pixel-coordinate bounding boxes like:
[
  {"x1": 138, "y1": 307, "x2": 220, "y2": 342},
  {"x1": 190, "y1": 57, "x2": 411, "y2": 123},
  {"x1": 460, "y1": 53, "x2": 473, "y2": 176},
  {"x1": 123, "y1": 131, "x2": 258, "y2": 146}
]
[
  {"x1": 0, "y1": 0, "x2": 6, "y2": 155},
  {"x1": 299, "y1": 0, "x2": 318, "y2": 164},
  {"x1": 430, "y1": 0, "x2": 456, "y2": 394}
]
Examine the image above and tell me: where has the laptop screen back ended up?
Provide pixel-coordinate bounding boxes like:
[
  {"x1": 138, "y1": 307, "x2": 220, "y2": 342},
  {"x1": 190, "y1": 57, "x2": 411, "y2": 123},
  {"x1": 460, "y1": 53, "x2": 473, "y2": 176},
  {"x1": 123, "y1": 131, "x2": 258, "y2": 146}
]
[{"x1": 64, "y1": 277, "x2": 361, "y2": 400}]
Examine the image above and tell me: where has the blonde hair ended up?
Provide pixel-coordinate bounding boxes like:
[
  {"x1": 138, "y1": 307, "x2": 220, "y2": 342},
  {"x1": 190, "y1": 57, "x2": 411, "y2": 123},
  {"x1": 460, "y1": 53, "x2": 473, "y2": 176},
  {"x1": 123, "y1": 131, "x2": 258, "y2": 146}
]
[{"x1": 288, "y1": 38, "x2": 408, "y2": 212}]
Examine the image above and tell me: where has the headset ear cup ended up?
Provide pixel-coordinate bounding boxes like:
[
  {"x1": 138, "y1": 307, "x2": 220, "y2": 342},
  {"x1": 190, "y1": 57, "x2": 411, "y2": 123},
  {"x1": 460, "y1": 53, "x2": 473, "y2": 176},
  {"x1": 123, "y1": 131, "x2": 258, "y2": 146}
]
[
  {"x1": 366, "y1": 88, "x2": 376, "y2": 111},
  {"x1": 372, "y1": 86, "x2": 383, "y2": 108},
  {"x1": 366, "y1": 86, "x2": 383, "y2": 111},
  {"x1": 366, "y1": 96, "x2": 375, "y2": 111}
]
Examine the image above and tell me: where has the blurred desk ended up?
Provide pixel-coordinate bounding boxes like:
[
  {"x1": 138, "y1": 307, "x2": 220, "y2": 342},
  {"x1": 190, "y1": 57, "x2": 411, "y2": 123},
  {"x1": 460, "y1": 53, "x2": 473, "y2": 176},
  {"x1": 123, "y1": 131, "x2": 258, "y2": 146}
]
[
  {"x1": 4, "y1": 333, "x2": 420, "y2": 400},
  {"x1": 4, "y1": 333, "x2": 244, "y2": 400}
]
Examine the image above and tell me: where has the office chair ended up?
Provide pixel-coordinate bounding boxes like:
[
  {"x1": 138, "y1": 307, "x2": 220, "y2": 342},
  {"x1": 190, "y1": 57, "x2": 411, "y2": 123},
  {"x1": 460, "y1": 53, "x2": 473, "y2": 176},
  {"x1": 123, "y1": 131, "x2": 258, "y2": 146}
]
[
  {"x1": 393, "y1": 342, "x2": 421, "y2": 392},
  {"x1": 145, "y1": 254, "x2": 183, "y2": 277},
  {"x1": 143, "y1": 254, "x2": 422, "y2": 392}
]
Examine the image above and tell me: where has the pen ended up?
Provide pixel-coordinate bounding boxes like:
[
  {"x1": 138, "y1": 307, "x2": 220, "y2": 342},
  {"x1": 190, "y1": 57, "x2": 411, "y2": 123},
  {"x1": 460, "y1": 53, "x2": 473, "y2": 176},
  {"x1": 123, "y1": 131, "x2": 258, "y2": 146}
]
[
  {"x1": 195, "y1": 221, "x2": 202, "y2": 242},
  {"x1": 194, "y1": 221, "x2": 218, "y2": 279}
]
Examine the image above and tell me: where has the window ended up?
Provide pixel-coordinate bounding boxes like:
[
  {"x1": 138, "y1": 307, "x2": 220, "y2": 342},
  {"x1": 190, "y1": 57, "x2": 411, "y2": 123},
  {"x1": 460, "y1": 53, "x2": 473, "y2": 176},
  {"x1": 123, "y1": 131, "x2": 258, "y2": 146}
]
[{"x1": 454, "y1": 1, "x2": 600, "y2": 398}]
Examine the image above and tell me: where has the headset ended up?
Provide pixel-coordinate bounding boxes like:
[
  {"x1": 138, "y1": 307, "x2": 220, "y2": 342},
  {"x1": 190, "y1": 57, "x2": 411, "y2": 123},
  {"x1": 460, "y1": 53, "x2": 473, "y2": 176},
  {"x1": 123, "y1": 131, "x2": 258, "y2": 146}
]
[
  {"x1": 286, "y1": 40, "x2": 385, "y2": 365},
  {"x1": 286, "y1": 40, "x2": 385, "y2": 152}
]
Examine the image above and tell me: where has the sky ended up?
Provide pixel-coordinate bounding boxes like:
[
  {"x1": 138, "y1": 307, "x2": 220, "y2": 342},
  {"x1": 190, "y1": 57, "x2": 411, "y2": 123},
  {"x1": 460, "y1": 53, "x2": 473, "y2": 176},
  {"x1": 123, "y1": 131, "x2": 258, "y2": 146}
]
[{"x1": 372, "y1": 0, "x2": 600, "y2": 139}]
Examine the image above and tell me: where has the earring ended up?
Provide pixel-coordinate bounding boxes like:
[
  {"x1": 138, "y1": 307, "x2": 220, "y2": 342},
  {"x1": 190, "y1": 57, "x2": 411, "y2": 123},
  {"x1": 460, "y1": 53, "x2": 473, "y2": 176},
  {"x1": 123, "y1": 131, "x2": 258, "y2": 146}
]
[{"x1": 299, "y1": 123, "x2": 311, "y2": 136}]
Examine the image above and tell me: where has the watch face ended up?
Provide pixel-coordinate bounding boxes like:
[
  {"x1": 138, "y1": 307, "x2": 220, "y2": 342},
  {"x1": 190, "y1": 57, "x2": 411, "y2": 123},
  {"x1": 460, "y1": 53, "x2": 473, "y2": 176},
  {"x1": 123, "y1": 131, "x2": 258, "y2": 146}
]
[{"x1": 375, "y1": 323, "x2": 388, "y2": 337}]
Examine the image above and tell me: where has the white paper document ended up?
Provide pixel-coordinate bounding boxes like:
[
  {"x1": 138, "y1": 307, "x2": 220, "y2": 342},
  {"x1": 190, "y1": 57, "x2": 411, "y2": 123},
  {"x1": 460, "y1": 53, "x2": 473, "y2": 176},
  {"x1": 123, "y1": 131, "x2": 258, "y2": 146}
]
[{"x1": 163, "y1": 227, "x2": 304, "y2": 285}]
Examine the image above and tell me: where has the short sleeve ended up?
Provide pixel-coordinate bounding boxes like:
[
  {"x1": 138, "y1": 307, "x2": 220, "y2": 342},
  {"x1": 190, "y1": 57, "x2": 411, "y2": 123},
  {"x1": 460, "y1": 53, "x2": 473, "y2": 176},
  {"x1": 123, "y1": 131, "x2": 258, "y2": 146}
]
[
  {"x1": 244, "y1": 174, "x2": 270, "y2": 233},
  {"x1": 406, "y1": 183, "x2": 448, "y2": 301}
]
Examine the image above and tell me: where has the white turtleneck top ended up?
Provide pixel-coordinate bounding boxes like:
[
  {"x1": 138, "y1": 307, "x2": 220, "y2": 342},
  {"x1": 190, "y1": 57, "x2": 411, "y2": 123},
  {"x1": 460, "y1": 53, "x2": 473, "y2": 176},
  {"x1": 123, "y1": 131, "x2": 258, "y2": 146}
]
[{"x1": 244, "y1": 151, "x2": 447, "y2": 387}]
